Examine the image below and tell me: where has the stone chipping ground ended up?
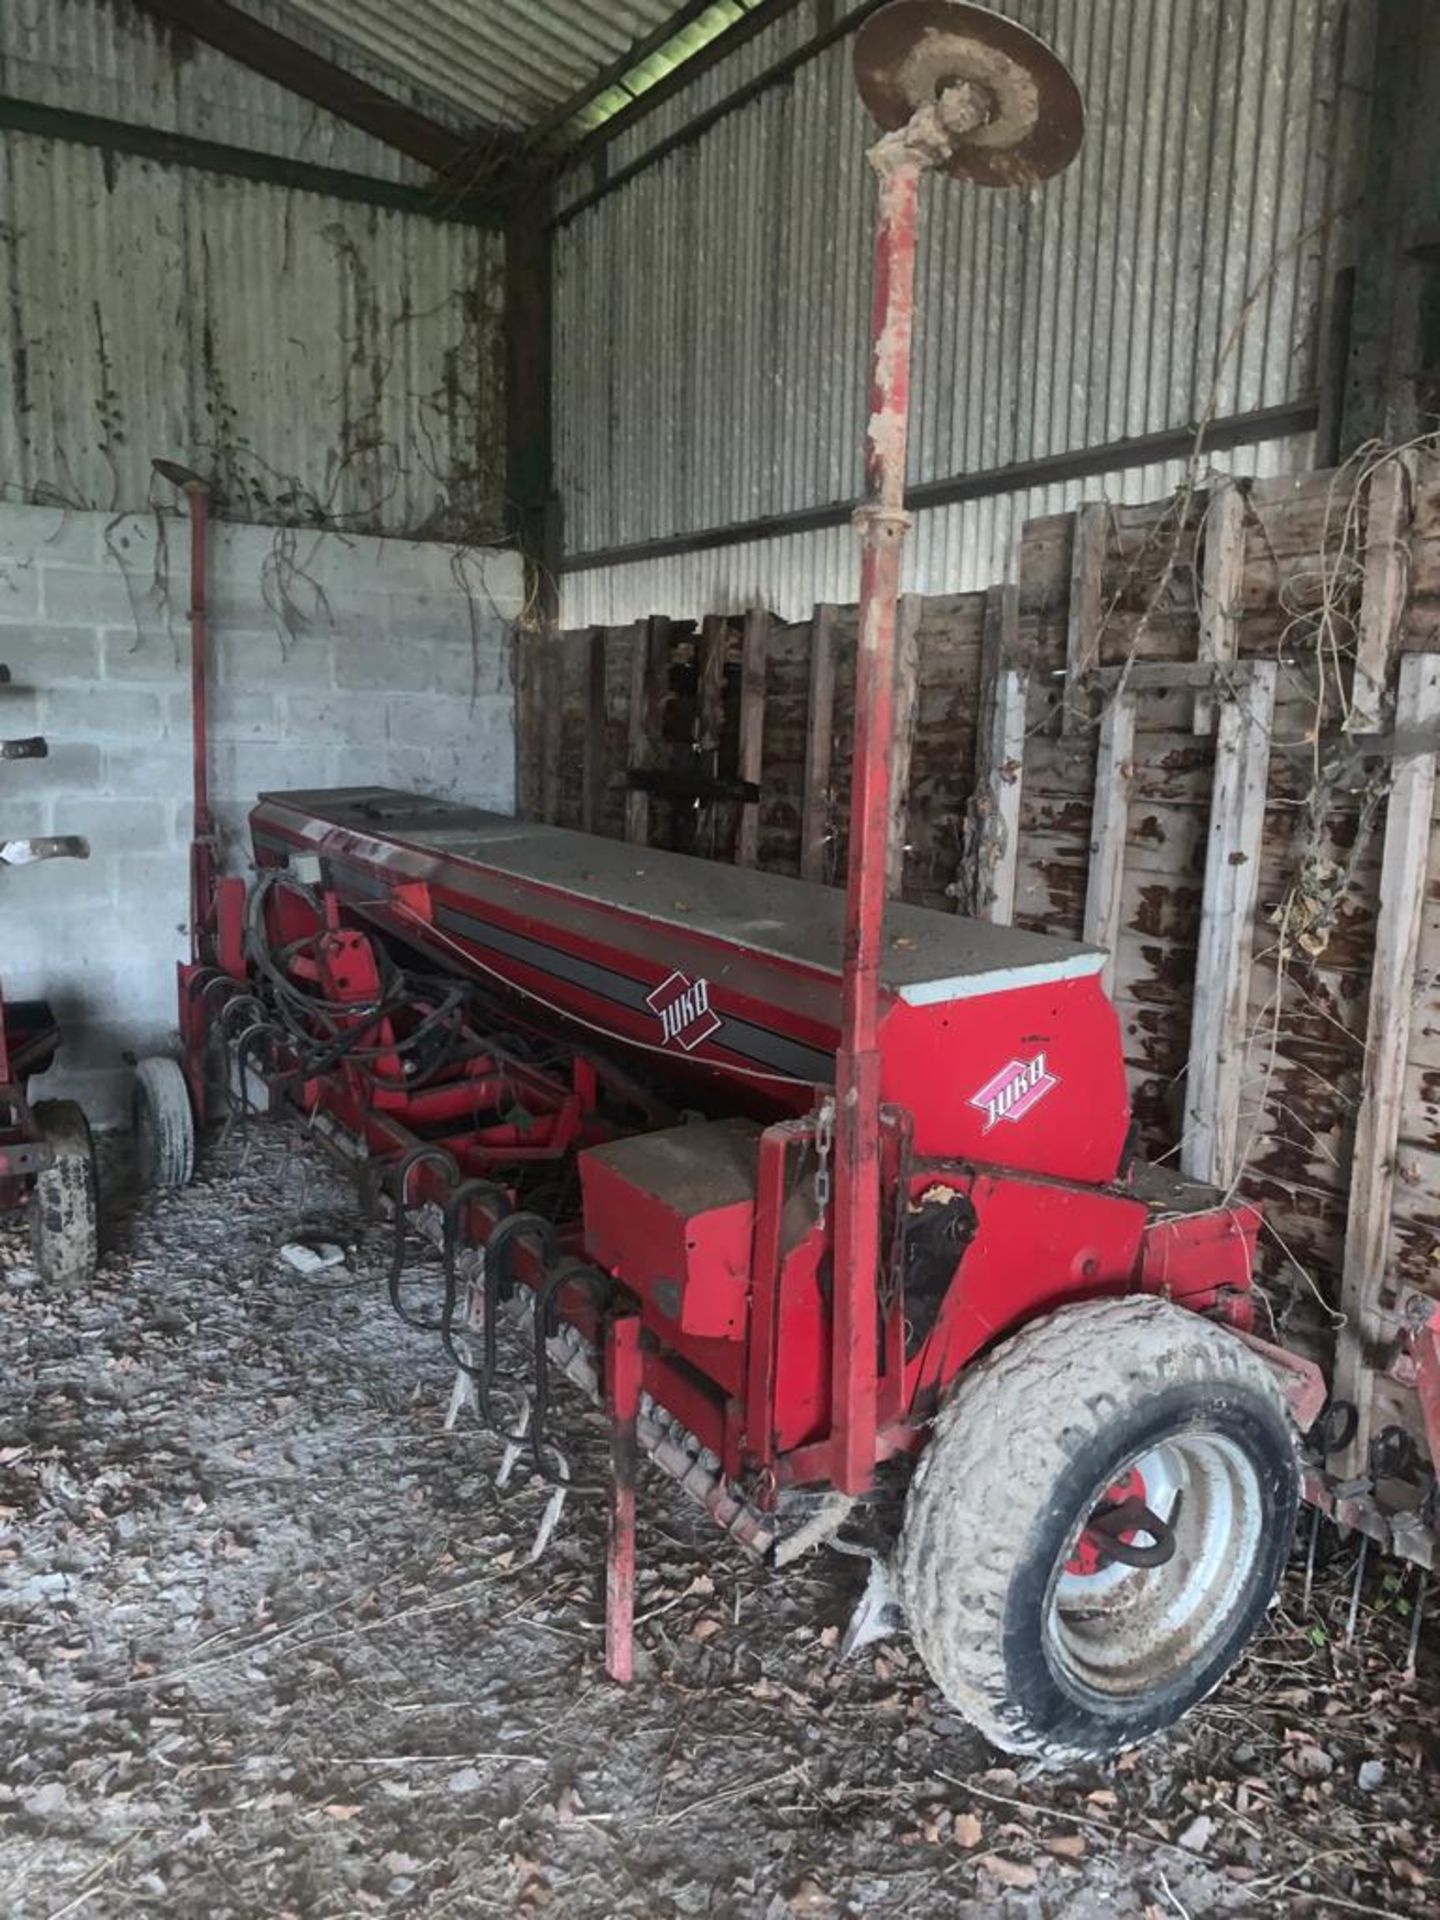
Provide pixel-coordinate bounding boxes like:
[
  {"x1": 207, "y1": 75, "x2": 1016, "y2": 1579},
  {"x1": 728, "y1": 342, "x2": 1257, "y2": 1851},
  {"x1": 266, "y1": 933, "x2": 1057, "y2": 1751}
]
[{"x1": 1, "y1": 1120, "x2": 1438, "y2": 1920}]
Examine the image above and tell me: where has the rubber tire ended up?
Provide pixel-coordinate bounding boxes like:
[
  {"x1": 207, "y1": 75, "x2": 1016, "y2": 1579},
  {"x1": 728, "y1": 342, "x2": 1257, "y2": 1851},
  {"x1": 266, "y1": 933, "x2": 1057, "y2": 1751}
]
[
  {"x1": 30, "y1": 1099, "x2": 99, "y2": 1287},
  {"x1": 133, "y1": 1056, "x2": 195, "y2": 1190},
  {"x1": 898, "y1": 1295, "x2": 1298, "y2": 1761}
]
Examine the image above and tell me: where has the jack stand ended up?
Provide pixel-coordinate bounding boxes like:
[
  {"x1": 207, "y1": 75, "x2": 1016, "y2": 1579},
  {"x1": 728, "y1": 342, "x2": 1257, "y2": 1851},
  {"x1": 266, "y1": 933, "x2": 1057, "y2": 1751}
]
[{"x1": 605, "y1": 1315, "x2": 643, "y2": 1684}]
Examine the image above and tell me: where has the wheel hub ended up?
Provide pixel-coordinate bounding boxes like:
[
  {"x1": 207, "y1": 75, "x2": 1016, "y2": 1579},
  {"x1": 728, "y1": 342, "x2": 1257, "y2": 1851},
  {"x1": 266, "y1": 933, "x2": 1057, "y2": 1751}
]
[{"x1": 1047, "y1": 1435, "x2": 1265, "y2": 1698}]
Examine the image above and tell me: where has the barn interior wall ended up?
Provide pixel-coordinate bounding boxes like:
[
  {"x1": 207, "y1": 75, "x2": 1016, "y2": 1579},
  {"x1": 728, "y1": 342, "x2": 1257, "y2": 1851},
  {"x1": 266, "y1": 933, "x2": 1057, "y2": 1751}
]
[
  {"x1": 0, "y1": 1, "x2": 520, "y2": 1124},
  {"x1": 0, "y1": 0, "x2": 507, "y2": 537},
  {"x1": 528, "y1": 444, "x2": 1440, "y2": 1480},
  {"x1": 2, "y1": 503, "x2": 521, "y2": 1124},
  {"x1": 554, "y1": 0, "x2": 1366, "y2": 626}
]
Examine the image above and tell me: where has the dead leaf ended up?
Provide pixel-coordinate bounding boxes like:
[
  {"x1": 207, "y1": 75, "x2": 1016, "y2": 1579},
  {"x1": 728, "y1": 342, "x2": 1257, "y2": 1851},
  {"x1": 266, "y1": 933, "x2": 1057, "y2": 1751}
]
[
  {"x1": 322, "y1": 1803, "x2": 362, "y2": 1821},
  {"x1": 786, "y1": 1879, "x2": 837, "y2": 1916},
  {"x1": 977, "y1": 1856, "x2": 1038, "y2": 1891},
  {"x1": 1046, "y1": 1834, "x2": 1087, "y2": 1860},
  {"x1": 952, "y1": 1812, "x2": 983, "y2": 1849},
  {"x1": 689, "y1": 1617, "x2": 721, "y2": 1642},
  {"x1": 1390, "y1": 1858, "x2": 1427, "y2": 1889},
  {"x1": 817, "y1": 1624, "x2": 840, "y2": 1649}
]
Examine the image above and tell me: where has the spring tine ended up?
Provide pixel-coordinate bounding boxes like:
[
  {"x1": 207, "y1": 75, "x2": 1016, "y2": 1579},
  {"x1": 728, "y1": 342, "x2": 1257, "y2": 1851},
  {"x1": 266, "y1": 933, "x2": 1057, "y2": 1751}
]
[
  {"x1": 385, "y1": 1145, "x2": 458, "y2": 1331},
  {"x1": 438, "y1": 1180, "x2": 511, "y2": 1404},
  {"x1": 529, "y1": 1454, "x2": 570, "y2": 1563},
  {"x1": 530, "y1": 1260, "x2": 611, "y2": 1480},
  {"x1": 1302, "y1": 1503, "x2": 1322, "y2": 1613},
  {"x1": 443, "y1": 1346, "x2": 480, "y2": 1431},
  {"x1": 1404, "y1": 1569, "x2": 1428, "y2": 1677},
  {"x1": 1344, "y1": 1533, "x2": 1370, "y2": 1648},
  {"x1": 496, "y1": 1395, "x2": 530, "y2": 1488},
  {"x1": 481, "y1": 1213, "x2": 557, "y2": 1411},
  {"x1": 232, "y1": 1019, "x2": 274, "y2": 1122}
]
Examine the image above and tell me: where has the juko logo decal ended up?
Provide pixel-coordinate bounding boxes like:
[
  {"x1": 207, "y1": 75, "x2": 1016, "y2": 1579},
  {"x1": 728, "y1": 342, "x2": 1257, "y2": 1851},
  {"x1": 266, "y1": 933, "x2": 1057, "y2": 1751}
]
[
  {"x1": 647, "y1": 971, "x2": 721, "y2": 1051},
  {"x1": 970, "y1": 1053, "x2": 1057, "y2": 1131}
]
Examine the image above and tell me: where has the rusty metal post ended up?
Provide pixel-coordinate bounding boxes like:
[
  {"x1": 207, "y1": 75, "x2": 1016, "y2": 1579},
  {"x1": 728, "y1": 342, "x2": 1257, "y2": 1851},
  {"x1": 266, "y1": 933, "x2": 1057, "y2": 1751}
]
[
  {"x1": 605, "y1": 1312, "x2": 643, "y2": 1682},
  {"x1": 828, "y1": 3, "x2": 1083, "y2": 1495},
  {"x1": 153, "y1": 459, "x2": 215, "y2": 963},
  {"x1": 830, "y1": 88, "x2": 991, "y2": 1496},
  {"x1": 187, "y1": 481, "x2": 212, "y2": 854},
  {"x1": 830, "y1": 150, "x2": 921, "y2": 1496}
]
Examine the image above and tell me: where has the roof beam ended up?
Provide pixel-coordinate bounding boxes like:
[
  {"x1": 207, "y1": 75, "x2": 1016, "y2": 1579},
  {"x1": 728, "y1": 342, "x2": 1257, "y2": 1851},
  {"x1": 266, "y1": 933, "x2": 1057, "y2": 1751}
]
[
  {"x1": 0, "y1": 95, "x2": 506, "y2": 225},
  {"x1": 131, "y1": 0, "x2": 491, "y2": 176},
  {"x1": 561, "y1": 0, "x2": 815, "y2": 166},
  {"x1": 525, "y1": 0, "x2": 728, "y2": 148}
]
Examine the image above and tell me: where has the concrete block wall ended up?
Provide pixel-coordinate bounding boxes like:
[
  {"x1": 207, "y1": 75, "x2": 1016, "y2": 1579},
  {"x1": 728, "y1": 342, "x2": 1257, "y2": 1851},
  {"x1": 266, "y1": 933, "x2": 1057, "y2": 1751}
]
[{"x1": 0, "y1": 504, "x2": 522, "y2": 1124}]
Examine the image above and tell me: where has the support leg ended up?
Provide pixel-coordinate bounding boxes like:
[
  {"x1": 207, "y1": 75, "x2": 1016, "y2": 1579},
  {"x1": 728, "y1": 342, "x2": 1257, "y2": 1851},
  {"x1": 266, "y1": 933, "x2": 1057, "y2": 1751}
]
[{"x1": 605, "y1": 1314, "x2": 642, "y2": 1684}]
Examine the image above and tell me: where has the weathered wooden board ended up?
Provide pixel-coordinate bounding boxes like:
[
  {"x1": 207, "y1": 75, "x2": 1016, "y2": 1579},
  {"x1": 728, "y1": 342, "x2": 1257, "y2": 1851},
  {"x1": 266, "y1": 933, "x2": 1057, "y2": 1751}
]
[
  {"x1": 757, "y1": 621, "x2": 810, "y2": 877},
  {"x1": 532, "y1": 450, "x2": 1440, "y2": 1485}
]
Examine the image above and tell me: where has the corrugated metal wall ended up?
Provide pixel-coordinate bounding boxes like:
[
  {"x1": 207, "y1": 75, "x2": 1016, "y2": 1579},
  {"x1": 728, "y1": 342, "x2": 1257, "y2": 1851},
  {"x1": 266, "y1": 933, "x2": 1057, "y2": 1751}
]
[
  {"x1": 0, "y1": 0, "x2": 436, "y2": 178},
  {"x1": 556, "y1": 0, "x2": 1361, "y2": 625},
  {"x1": 0, "y1": 0, "x2": 505, "y2": 538}
]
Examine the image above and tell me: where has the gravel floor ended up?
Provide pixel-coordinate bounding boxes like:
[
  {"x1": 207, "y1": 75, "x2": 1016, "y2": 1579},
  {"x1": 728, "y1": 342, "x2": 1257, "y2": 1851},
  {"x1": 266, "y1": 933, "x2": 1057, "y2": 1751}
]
[{"x1": 1, "y1": 1120, "x2": 1436, "y2": 1919}]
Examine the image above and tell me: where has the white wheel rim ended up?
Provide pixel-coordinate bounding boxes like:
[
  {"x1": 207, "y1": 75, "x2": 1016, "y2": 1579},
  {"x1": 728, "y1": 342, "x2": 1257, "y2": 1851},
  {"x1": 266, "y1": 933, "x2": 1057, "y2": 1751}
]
[{"x1": 1045, "y1": 1432, "x2": 1265, "y2": 1699}]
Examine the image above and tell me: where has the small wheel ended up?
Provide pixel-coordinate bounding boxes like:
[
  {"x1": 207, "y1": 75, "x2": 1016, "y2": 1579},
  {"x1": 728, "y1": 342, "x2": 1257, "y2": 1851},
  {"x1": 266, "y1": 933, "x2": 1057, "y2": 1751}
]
[
  {"x1": 133, "y1": 1056, "x2": 195, "y2": 1189},
  {"x1": 899, "y1": 1294, "x2": 1298, "y2": 1760},
  {"x1": 30, "y1": 1099, "x2": 99, "y2": 1287}
]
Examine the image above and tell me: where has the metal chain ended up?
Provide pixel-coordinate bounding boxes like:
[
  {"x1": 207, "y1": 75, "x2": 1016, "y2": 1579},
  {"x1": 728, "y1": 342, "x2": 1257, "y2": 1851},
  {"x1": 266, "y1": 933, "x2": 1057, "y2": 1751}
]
[{"x1": 813, "y1": 1096, "x2": 835, "y2": 1228}]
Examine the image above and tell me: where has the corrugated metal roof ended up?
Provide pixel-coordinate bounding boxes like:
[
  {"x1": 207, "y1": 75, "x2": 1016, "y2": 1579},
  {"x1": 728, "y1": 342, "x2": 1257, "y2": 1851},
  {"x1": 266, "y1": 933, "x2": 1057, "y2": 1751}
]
[
  {"x1": 555, "y1": 0, "x2": 1357, "y2": 626},
  {"x1": 242, "y1": 0, "x2": 757, "y2": 136}
]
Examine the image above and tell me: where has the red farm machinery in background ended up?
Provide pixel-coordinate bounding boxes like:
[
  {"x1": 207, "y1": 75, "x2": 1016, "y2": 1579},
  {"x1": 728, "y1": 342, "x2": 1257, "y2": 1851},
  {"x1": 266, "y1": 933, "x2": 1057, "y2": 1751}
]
[
  {"x1": 1, "y1": 669, "x2": 99, "y2": 1286},
  {"x1": 133, "y1": 4, "x2": 1378, "y2": 1760}
]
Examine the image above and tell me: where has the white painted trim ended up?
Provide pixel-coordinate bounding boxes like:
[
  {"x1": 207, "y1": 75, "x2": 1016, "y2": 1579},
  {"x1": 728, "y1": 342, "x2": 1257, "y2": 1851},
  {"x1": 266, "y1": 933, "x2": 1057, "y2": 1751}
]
[{"x1": 897, "y1": 951, "x2": 1108, "y2": 1006}]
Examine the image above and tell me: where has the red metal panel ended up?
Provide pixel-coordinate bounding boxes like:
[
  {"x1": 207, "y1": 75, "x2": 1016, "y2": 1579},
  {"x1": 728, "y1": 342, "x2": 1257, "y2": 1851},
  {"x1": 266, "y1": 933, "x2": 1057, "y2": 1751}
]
[
  {"x1": 910, "y1": 1172, "x2": 1149, "y2": 1402},
  {"x1": 880, "y1": 983, "x2": 1129, "y2": 1180},
  {"x1": 744, "y1": 1120, "x2": 806, "y2": 1470}
]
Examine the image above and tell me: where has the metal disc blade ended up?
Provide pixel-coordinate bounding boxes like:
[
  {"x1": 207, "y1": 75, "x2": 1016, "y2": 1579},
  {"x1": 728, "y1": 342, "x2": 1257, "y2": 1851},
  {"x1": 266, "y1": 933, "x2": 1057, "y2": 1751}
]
[{"x1": 854, "y1": 0, "x2": 1084, "y2": 187}]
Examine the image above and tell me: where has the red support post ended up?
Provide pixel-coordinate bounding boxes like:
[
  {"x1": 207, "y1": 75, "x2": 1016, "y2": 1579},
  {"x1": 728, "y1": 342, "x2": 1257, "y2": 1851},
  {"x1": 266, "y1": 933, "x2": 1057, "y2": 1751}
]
[
  {"x1": 829, "y1": 145, "x2": 923, "y2": 1497},
  {"x1": 605, "y1": 1313, "x2": 643, "y2": 1683},
  {"x1": 153, "y1": 460, "x2": 215, "y2": 965},
  {"x1": 188, "y1": 483, "x2": 212, "y2": 847}
]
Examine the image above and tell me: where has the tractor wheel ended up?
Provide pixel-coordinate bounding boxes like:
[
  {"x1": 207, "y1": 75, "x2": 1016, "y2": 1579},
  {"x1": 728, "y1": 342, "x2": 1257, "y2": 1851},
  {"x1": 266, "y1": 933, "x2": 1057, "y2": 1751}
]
[
  {"x1": 133, "y1": 1057, "x2": 195, "y2": 1190},
  {"x1": 899, "y1": 1294, "x2": 1298, "y2": 1760},
  {"x1": 30, "y1": 1099, "x2": 99, "y2": 1287}
]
